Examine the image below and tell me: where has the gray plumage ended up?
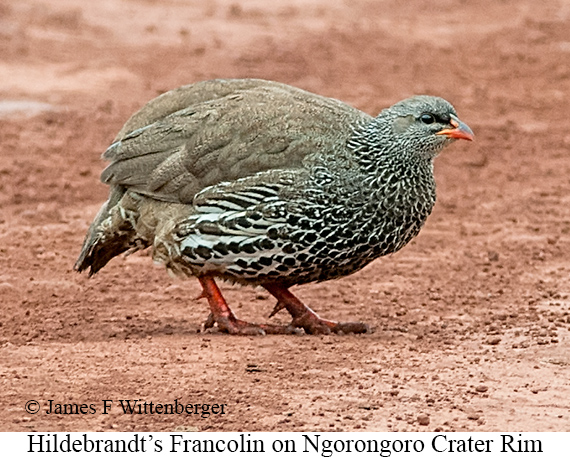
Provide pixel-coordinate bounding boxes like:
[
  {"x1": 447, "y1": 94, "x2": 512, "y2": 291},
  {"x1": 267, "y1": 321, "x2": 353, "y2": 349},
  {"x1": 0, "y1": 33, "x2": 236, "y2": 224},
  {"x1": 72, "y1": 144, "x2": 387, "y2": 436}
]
[{"x1": 76, "y1": 78, "x2": 471, "y2": 304}]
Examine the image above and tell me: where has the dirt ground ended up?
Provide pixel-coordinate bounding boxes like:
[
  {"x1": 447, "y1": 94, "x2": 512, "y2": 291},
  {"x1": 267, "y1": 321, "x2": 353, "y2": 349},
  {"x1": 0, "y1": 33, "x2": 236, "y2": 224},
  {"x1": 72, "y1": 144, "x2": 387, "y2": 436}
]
[{"x1": 1, "y1": 0, "x2": 570, "y2": 433}]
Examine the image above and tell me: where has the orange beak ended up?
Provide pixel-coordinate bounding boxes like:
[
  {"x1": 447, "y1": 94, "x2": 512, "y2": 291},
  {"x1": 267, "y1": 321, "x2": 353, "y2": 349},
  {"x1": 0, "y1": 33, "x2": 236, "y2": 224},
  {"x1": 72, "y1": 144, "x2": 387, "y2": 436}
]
[{"x1": 436, "y1": 115, "x2": 474, "y2": 141}]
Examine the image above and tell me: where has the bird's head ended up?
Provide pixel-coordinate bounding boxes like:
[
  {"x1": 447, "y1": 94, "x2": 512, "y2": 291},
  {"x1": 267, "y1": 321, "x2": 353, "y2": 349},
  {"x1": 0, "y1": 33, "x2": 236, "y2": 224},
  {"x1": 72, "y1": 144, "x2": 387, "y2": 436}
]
[{"x1": 377, "y1": 95, "x2": 473, "y2": 159}]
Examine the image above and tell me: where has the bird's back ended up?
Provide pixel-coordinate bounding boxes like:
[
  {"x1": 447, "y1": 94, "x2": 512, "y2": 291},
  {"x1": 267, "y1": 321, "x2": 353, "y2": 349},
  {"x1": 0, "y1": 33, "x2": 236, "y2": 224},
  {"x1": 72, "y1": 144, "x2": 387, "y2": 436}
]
[{"x1": 103, "y1": 79, "x2": 371, "y2": 203}]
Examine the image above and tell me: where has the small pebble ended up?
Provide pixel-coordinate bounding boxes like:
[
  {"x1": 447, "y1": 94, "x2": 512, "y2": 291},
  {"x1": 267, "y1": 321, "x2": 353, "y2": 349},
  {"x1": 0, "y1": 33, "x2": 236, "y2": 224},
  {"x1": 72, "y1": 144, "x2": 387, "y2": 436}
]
[
  {"x1": 417, "y1": 414, "x2": 430, "y2": 426},
  {"x1": 475, "y1": 385, "x2": 489, "y2": 393}
]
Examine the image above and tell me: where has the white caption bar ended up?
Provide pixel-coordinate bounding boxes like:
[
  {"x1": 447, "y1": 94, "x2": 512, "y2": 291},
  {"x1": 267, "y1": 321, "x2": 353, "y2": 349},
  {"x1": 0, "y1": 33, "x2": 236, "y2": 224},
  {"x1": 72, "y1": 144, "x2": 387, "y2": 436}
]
[{"x1": 2, "y1": 432, "x2": 566, "y2": 456}]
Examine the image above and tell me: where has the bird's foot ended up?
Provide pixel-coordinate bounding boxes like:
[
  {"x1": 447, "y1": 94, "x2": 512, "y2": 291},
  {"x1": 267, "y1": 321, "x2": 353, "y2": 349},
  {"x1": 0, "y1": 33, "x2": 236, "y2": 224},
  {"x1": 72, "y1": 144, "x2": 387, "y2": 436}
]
[
  {"x1": 202, "y1": 313, "x2": 297, "y2": 335},
  {"x1": 197, "y1": 277, "x2": 298, "y2": 335},
  {"x1": 263, "y1": 284, "x2": 370, "y2": 335},
  {"x1": 290, "y1": 310, "x2": 369, "y2": 335}
]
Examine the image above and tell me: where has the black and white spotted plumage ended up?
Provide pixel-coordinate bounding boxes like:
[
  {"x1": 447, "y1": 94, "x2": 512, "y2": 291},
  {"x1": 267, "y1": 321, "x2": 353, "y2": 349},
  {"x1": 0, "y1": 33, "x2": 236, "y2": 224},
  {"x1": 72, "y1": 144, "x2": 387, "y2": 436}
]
[{"x1": 75, "y1": 79, "x2": 470, "y2": 290}]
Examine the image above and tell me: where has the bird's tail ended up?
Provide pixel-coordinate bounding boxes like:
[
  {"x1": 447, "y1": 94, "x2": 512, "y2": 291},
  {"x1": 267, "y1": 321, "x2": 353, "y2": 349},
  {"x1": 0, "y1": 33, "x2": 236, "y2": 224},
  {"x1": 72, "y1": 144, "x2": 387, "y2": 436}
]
[{"x1": 75, "y1": 186, "x2": 145, "y2": 276}]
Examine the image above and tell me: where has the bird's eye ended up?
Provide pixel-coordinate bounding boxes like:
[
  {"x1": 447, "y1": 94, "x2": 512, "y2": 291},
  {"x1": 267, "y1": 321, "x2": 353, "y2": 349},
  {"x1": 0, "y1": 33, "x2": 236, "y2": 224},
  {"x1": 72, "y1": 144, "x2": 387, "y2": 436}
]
[{"x1": 420, "y1": 113, "x2": 436, "y2": 125}]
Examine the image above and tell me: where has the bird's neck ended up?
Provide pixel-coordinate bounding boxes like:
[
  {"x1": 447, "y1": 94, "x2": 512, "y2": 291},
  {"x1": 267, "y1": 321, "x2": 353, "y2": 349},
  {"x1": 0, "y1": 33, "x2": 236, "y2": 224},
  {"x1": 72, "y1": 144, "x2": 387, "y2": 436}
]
[{"x1": 347, "y1": 118, "x2": 435, "y2": 179}]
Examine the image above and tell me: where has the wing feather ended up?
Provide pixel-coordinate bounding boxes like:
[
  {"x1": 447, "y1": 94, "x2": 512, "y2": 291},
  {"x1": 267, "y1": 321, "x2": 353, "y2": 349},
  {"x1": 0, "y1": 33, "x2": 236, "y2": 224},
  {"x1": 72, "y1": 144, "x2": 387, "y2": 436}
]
[{"x1": 100, "y1": 79, "x2": 371, "y2": 204}]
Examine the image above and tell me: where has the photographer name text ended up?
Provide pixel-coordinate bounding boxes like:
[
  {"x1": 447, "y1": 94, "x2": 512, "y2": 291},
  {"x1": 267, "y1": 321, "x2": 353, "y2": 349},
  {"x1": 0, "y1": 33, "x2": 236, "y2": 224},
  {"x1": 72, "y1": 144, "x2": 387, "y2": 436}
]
[{"x1": 32, "y1": 400, "x2": 226, "y2": 417}]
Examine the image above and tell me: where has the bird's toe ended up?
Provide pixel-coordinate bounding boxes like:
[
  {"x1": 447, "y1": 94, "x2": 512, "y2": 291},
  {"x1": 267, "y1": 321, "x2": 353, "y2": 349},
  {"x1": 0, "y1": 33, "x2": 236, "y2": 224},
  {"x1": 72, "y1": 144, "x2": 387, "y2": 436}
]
[
  {"x1": 331, "y1": 322, "x2": 370, "y2": 334},
  {"x1": 291, "y1": 313, "x2": 370, "y2": 335}
]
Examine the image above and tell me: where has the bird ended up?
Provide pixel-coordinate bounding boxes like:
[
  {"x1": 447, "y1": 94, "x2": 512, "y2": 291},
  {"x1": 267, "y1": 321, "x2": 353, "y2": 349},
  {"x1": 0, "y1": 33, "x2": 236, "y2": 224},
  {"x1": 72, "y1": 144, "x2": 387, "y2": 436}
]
[{"x1": 75, "y1": 78, "x2": 473, "y2": 335}]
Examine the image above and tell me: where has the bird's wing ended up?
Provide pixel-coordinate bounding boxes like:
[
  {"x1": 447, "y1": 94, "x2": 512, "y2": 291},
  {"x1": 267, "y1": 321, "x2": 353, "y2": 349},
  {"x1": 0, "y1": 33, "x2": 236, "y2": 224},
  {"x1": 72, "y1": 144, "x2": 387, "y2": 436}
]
[
  {"x1": 101, "y1": 79, "x2": 371, "y2": 204},
  {"x1": 175, "y1": 171, "x2": 295, "y2": 241}
]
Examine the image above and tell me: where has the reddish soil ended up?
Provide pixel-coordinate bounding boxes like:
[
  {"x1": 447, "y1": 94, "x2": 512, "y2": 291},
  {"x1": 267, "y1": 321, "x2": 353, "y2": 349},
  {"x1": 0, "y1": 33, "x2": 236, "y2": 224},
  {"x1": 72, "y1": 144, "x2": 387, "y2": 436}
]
[{"x1": 1, "y1": 0, "x2": 570, "y2": 432}]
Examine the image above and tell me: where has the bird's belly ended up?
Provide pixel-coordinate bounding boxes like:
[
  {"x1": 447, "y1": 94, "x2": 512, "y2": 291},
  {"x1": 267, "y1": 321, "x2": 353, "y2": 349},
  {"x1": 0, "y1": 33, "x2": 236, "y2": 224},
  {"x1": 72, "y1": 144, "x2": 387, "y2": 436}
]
[{"x1": 156, "y1": 206, "x2": 428, "y2": 286}]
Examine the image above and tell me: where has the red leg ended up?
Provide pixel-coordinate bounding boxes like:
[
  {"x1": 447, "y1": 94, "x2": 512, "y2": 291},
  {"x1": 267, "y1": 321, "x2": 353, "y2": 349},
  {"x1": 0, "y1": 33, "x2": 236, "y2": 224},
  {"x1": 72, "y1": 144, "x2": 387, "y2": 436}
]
[
  {"x1": 263, "y1": 284, "x2": 370, "y2": 335},
  {"x1": 197, "y1": 276, "x2": 295, "y2": 335}
]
